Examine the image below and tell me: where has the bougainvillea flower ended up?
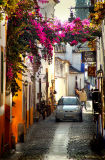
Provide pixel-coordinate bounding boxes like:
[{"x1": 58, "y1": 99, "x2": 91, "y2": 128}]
[
  {"x1": 70, "y1": 40, "x2": 78, "y2": 46},
  {"x1": 38, "y1": 0, "x2": 49, "y2": 3},
  {"x1": 81, "y1": 38, "x2": 87, "y2": 43},
  {"x1": 6, "y1": 0, "x2": 101, "y2": 90},
  {"x1": 82, "y1": 19, "x2": 90, "y2": 27}
]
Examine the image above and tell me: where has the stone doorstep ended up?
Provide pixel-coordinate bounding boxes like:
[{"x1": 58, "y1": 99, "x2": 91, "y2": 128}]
[{"x1": 82, "y1": 155, "x2": 105, "y2": 160}]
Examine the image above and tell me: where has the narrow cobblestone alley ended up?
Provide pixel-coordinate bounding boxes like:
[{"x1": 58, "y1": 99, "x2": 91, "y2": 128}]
[
  {"x1": 1, "y1": 0, "x2": 105, "y2": 159},
  {"x1": 2, "y1": 101, "x2": 105, "y2": 160}
]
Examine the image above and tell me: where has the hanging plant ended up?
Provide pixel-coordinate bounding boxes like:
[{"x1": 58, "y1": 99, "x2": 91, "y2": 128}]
[
  {"x1": 38, "y1": 0, "x2": 49, "y2": 3},
  {"x1": 5, "y1": 0, "x2": 101, "y2": 97}
]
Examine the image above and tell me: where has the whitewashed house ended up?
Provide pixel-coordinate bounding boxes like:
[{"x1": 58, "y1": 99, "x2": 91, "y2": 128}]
[
  {"x1": 54, "y1": 43, "x2": 84, "y2": 97},
  {"x1": 55, "y1": 57, "x2": 69, "y2": 101},
  {"x1": 36, "y1": 0, "x2": 60, "y2": 108}
]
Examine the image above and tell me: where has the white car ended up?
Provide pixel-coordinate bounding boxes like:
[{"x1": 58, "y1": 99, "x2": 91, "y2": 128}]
[{"x1": 55, "y1": 96, "x2": 83, "y2": 122}]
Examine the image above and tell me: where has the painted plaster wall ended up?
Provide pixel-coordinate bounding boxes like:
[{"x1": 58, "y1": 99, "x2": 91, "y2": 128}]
[
  {"x1": 68, "y1": 73, "x2": 84, "y2": 96},
  {"x1": 102, "y1": 20, "x2": 105, "y2": 72},
  {"x1": 36, "y1": 0, "x2": 56, "y2": 104},
  {"x1": 0, "y1": 16, "x2": 6, "y2": 47},
  {"x1": 72, "y1": 53, "x2": 81, "y2": 71},
  {"x1": 55, "y1": 59, "x2": 69, "y2": 101},
  {"x1": 24, "y1": 57, "x2": 33, "y2": 127},
  {"x1": 55, "y1": 78, "x2": 66, "y2": 101},
  {"x1": 39, "y1": 0, "x2": 55, "y2": 18},
  {"x1": 39, "y1": 61, "x2": 47, "y2": 101},
  {"x1": 54, "y1": 44, "x2": 81, "y2": 71},
  {"x1": 55, "y1": 42, "x2": 83, "y2": 97},
  {"x1": 26, "y1": 84, "x2": 33, "y2": 128},
  {"x1": 12, "y1": 74, "x2": 23, "y2": 143},
  {"x1": 0, "y1": 16, "x2": 6, "y2": 156},
  {"x1": 55, "y1": 44, "x2": 72, "y2": 63},
  {"x1": 104, "y1": 21, "x2": 105, "y2": 55},
  {"x1": 5, "y1": 92, "x2": 12, "y2": 150},
  {"x1": 36, "y1": 79, "x2": 39, "y2": 104},
  {"x1": 36, "y1": 59, "x2": 48, "y2": 103}
]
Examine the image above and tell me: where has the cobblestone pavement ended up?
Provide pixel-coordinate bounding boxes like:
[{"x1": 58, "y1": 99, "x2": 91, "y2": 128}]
[{"x1": 2, "y1": 101, "x2": 105, "y2": 160}]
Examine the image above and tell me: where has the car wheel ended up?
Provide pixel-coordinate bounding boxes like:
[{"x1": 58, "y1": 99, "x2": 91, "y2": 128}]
[{"x1": 55, "y1": 117, "x2": 60, "y2": 122}]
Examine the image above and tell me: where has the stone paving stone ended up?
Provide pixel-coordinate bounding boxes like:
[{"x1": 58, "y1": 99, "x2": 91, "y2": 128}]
[{"x1": 1, "y1": 101, "x2": 105, "y2": 160}]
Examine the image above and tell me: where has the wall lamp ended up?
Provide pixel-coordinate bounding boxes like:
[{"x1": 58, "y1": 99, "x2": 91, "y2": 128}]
[{"x1": 24, "y1": 80, "x2": 28, "y2": 86}]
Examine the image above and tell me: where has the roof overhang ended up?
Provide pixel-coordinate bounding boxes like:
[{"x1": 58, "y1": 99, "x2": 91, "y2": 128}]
[
  {"x1": 69, "y1": 66, "x2": 83, "y2": 74},
  {"x1": 53, "y1": 0, "x2": 60, "y2": 3},
  {"x1": 55, "y1": 57, "x2": 70, "y2": 65}
]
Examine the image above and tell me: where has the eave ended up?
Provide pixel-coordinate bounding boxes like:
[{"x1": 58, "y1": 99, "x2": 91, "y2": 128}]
[
  {"x1": 53, "y1": 0, "x2": 60, "y2": 4},
  {"x1": 69, "y1": 66, "x2": 82, "y2": 74},
  {"x1": 55, "y1": 57, "x2": 70, "y2": 65}
]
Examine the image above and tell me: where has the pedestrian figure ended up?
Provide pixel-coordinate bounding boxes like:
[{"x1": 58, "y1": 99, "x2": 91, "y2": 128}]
[
  {"x1": 88, "y1": 88, "x2": 93, "y2": 100},
  {"x1": 75, "y1": 88, "x2": 87, "y2": 110},
  {"x1": 40, "y1": 100, "x2": 46, "y2": 120}
]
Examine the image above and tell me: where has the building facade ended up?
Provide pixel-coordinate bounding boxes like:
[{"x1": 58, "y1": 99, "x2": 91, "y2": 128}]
[{"x1": 0, "y1": 14, "x2": 7, "y2": 156}]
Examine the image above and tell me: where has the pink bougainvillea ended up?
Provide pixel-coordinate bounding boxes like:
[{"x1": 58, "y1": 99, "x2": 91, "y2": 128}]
[
  {"x1": 38, "y1": 0, "x2": 49, "y2": 3},
  {"x1": 28, "y1": 56, "x2": 33, "y2": 63},
  {"x1": 6, "y1": 0, "x2": 101, "y2": 83},
  {"x1": 82, "y1": 19, "x2": 90, "y2": 27},
  {"x1": 70, "y1": 40, "x2": 78, "y2": 46},
  {"x1": 7, "y1": 63, "x2": 14, "y2": 80},
  {"x1": 81, "y1": 38, "x2": 87, "y2": 43}
]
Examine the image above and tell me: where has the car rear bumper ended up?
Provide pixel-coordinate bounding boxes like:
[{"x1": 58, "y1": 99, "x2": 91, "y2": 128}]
[{"x1": 55, "y1": 111, "x2": 82, "y2": 121}]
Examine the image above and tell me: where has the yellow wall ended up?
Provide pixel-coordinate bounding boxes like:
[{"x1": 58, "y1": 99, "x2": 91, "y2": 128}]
[
  {"x1": 12, "y1": 74, "x2": 24, "y2": 143},
  {"x1": 12, "y1": 74, "x2": 34, "y2": 143}
]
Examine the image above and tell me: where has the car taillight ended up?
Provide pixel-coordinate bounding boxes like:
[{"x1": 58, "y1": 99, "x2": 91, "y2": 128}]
[{"x1": 57, "y1": 105, "x2": 63, "y2": 110}]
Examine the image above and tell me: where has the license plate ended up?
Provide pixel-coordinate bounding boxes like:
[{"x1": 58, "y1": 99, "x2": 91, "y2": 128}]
[{"x1": 64, "y1": 114, "x2": 72, "y2": 117}]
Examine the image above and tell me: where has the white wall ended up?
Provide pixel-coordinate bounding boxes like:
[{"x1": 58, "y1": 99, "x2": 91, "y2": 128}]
[
  {"x1": 39, "y1": 0, "x2": 55, "y2": 19},
  {"x1": 68, "y1": 73, "x2": 84, "y2": 96},
  {"x1": 55, "y1": 78, "x2": 66, "y2": 101},
  {"x1": 55, "y1": 44, "x2": 81, "y2": 71},
  {"x1": 35, "y1": 1, "x2": 57, "y2": 103},
  {"x1": 55, "y1": 43, "x2": 72, "y2": 63},
  {"x1": 36, "y1": 79, "x2": 39, "y2": 104},
  {"x1": 55, "y1": 58, "x2": 69, "y2": 101},
  {"x1": 72, "y1": 53, "x2": 81, "y2": 71},
  {"x1": 0, "y1": 15, "x2": 6, "y2": 47}
]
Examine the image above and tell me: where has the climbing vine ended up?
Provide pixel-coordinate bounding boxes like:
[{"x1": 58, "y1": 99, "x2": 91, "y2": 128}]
[{"x1": 0, "y1": 0, "x2": 101, "y2": 96}]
